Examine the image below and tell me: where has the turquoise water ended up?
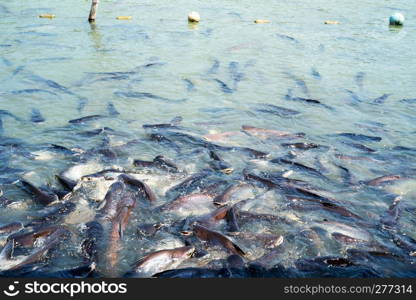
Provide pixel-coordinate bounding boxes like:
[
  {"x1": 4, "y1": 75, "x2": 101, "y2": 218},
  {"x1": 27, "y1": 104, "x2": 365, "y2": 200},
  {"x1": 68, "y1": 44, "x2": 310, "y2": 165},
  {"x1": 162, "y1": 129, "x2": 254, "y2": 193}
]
[{"x1": 0, "y1": 1, "x2": 415, "y2": 277}]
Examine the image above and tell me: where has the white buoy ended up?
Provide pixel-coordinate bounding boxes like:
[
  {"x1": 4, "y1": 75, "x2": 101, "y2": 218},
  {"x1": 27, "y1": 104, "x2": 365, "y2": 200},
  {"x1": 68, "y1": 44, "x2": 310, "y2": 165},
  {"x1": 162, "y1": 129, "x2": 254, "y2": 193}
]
[
  {"x1": 389, "y1": 13, "x2": 405, "y2": 26},
  {"x1": 188, "y1": 11, "x2": 200, "y2": 22}
]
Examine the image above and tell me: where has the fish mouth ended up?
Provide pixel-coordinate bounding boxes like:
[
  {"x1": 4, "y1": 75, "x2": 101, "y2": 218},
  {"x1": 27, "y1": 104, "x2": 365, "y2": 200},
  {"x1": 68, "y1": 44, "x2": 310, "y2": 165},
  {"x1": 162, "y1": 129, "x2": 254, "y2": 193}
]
[
  {"x1": 221, "y1": 168, "x2": 234, "y2": 175},
  {"x1": 180, "y1": 230, "x2": 193, "y2": 236},
  {"x1": 213, "y1": 201, "x2": 227, "y2": 207}
]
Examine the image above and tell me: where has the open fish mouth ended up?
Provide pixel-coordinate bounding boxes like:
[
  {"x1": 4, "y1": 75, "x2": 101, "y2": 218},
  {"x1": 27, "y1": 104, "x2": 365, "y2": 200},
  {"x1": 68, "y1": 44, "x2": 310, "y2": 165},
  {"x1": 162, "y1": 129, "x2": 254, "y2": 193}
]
[{"x1": 220, "y1": 168, "x2": 234, "y2": 175}]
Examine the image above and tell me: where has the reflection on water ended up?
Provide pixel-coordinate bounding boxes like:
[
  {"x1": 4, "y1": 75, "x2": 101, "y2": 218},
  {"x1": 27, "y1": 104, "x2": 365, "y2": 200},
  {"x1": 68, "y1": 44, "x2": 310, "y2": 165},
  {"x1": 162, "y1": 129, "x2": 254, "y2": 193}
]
[{"x1": 0, "y1": 1, "x2": 415, "y2": 277}]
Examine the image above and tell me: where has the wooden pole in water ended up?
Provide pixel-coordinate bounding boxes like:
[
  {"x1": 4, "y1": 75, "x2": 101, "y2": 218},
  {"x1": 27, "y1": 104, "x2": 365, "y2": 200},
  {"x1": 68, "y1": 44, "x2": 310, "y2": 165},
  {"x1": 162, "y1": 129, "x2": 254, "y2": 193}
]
[{"x1": 88, "y1": 0, "x2": 99, "y2": 22}]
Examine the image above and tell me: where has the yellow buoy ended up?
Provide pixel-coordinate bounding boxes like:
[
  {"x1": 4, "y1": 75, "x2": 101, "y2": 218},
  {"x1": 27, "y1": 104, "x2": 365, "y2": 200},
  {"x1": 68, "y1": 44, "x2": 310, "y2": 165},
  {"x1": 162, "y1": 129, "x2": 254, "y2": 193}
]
[
  {"x1": 39, "y1": 14, "x2": 56, "y2": 19},
  {"x1": 116, "y1": 16, "x2": 132, "y2": 20},
  {"x1": 254, "y1": 19, "x2": 271, "y2": 24},
  {"x1": 324, "y1": 20, "x2": 340, "y2": 24}
]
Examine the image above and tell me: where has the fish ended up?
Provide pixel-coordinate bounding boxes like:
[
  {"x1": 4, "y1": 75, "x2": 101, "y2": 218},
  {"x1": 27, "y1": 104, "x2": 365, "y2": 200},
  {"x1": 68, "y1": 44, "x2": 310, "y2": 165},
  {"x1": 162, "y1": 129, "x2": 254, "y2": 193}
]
[
  {"x1": 380, "y1": 196, "x2": 402, "y2": 229},
  {"x1": 134, "y1": 155, "x2": 179, "y2": 173},
  {"x1": 125, "y1": 246, "x2": 195, "y2": 278},
  {"x1": 147, "y1": 133, "x2": 181, "y2": 153},
  {"x1": 400, "y1": 98, "x2": 416, "y2": 104},
  {"x1": 208, "y1": 151, "x2": 233, "y2": 174},
  {"x1": 0, "y1": 240, "x2": 15, "y2": 261},
  {"x1": 22, "y1": 71, "x2": 88, "y2": 110},
  {"x1": 345, "y1": 249, "x2": 411, "y2": 277},
  {"x1": 242, "y1": 125, "x2": 303, "y2": 140},
  {"x1": 341, "y1": 141, "x2": 376, "y2": 153},
  {"x1": 160, "y1": 193, "x2": 214, "y2": 213},
  {"x1": 193, "y1": 224, "x2": 245, "y2": 256},
  {"x1": 15, "y1": 263, "x2": 96, "y2": 278},
  {"x1": 372, "y1": 93, "x2": 391, "y2": 104},
  {"x1": 8, "y1": 227, "x2": 70, "y2": 271},
  {"x1": 8, "y1": 225, "x2": 63, "y2": 248},
  {"x1": 48, "y1": 144, "x2": 80, "y2": 155},
  {"x1": 270, "y1": 158, "x2": 328, "y2": 180},
  {"x1": 334, "y1": 164, "x2": 354, "y2": 185},
  {"x1": 153, "y1": 267, "x2": 235, "y2": 278},
  {"x1": 393, "y1": 234, "x2": 416, "y2": 256},
  {"x1": 233, "y1": 147, "x2": 270, "y2": 159},
  {"x1": 228, "y1": 61, "x2": 244, "y2": 89},
  {"x1": 77, "y1": 127, "x2": 114, "y2": 137},
  {"x1": 152, "y1": 155, "x2": 179, "y2": 172},
  {"x1": 118, "y1": 174, "x2": 157, "y2": 203},
  {"x1": 345, "y1": 89, "x2": 363, "y2": 103},
  {"x1": 137, "y1": 223, "x2": 164, "y2": 239},
  {"x1": 207, "y1": 59, "x2": 220, "y2": 75},
  {"x1": 311, "y1": 68, "x2": 321, "y2": 80},
  {"x1": 315, "y1": 220, "x2": 372, "y2": 242},
  {"x1": 354, "y1": 72, "x2": 365, "y2": 90},
  {"x1": 213, "y1": 79, "x2": 233, "y2": 94},
  {"x1": 276, "y1": 33, "x2": 299, "y2": 44},
  {"x1": 107, "y1": 102, "x2": 120, "y2": 116},
  {"x1": 183, "y1": 79, "x2": 195, "y2": 91},
  {"x1": 81, "y1": 221, "x2": 104, "y2": 263},
  {"x1": 6, "y1": 89, "x2": 58, "y2": 96},
  {"x1": 68, "y1": 115, "x2": 105, "y2": 124},
  {"x1": 191, "y1": 206, "x2": 230, "y2": 229},
  {"x1": 243, "y1": 171, "x2": 280, "y2": 190},
  {"x1": 230, "y1": 232, "x2": 284, "y2": 249},
  {"x1": 254, "y1": 104, "x2": 300, "y2": 118},
  {"x1": 19, "y1": 180, "x2": 59, "y2": 206},
  {"x1": 295, "y1": 256, "x2": 355, "y2": 271},
  {"x1": 30, "y1": 108, "x2": 45, "y2": 123},
  {"x1": 213, "y1": 183, "x2": 253, "y2": 206},
  {"x1": 26, "y1": 201, "x2": 76, "y2": 226},
  {"x1": 332, "y1": 232, "x2": 368, "y2": 244},
  {"x1": 366, "y1": 175, "x2": 403, "y2": 186},
  {"x1": 114, "y1": 91, "x2": 186, "y2": 103},
  {"x1": 165, "y1": 170, "x2": 212, "y2": 197},
  {"x1": 225, "y1": 207, "x2": 240, "y2": 232},
  {"x1": 0, "y1": 222, "x2": 23, "y2": 234},
  {"x1": 286, "y1": 196, "x2": 362, "y2": 219},
  {"x1": 203, "y1": 131, "x2": 244, "y2": 142},
  {"x1": 98, "y1": 180, "x2": 138, "y2": 271},
  {"x1": 334, "y1": 154, "x2": 381, "y2": 163},
  {"x1": 336, "y1": 133, "x2": 382, "y2": 142},
  {"x1": 285, "y1": 90, "x2": 332, "y2": 109},
  {"x1": 142, "y1": 116, "x2": 183, "y2": 129},
  {"x1": 281, "y1": 142, "x2": 320, "y2": 150},
  {"x1": 98, "y1": 180, "x2": 138, "y2": 221}
]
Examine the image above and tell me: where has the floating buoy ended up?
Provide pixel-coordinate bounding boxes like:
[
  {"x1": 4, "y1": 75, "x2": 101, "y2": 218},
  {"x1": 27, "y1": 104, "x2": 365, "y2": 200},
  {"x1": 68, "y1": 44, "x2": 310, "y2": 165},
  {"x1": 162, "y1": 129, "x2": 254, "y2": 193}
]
[
  {"x1": 116, "y1": 16, "x2": 132, "y2": 20},
  {"x1": 188, "y1": 11, "x2": 200, "y2": 23},
  {"x1": 324, "y1": 20, "x2": 340, "y2": 24},
  {"x1": 39, "y1": 14, "x2": 55, "y2": 19},
  {"x1": 254, "y1": 19, "x2": 271, "y2": 24},
  {"x1": 389, "y1": 13, "x2": 404, "y2": 26}
]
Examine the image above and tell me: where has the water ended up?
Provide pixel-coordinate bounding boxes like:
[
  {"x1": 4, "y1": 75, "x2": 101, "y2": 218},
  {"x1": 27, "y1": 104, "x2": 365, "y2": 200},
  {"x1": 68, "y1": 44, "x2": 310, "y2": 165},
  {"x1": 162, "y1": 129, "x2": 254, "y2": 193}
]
[{"x1": 0, "y1": 1, "x2": 416, "y2": 277}]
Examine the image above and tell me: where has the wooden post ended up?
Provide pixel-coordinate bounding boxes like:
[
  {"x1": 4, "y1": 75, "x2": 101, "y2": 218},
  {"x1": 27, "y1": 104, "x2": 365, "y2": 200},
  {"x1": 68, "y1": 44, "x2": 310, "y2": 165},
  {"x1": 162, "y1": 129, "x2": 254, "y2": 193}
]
[{"x1": 88, "y1": 0, "x2": 99, "y2": 22}]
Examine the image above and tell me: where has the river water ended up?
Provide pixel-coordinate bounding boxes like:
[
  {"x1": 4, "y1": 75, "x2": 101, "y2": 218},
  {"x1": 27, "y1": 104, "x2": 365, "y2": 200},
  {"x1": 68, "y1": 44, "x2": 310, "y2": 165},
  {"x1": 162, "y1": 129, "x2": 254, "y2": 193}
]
[{"x1": 0, "y1": 1, "x2": 415, "y2": 277}]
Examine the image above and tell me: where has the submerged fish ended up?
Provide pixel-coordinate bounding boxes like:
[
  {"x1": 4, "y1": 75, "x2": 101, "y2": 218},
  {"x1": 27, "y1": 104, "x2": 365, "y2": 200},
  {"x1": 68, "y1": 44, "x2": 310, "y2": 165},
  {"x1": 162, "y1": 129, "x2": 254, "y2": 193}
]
[
  {"x1": 213, "y1": 79, "x2": 233, "y2": 94},
  {"x1": 114, "y1": 91, "x2": 186, "y2": 103},
  {"x1": 336, "y1": 133, "x2": 382, "y2": 142},
  {"x1": 30, "y1": 108, "x2": 45, "y2": 123},
  {"x1": 254, "y1": 104, "x2": 300, "y2": 118}
]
